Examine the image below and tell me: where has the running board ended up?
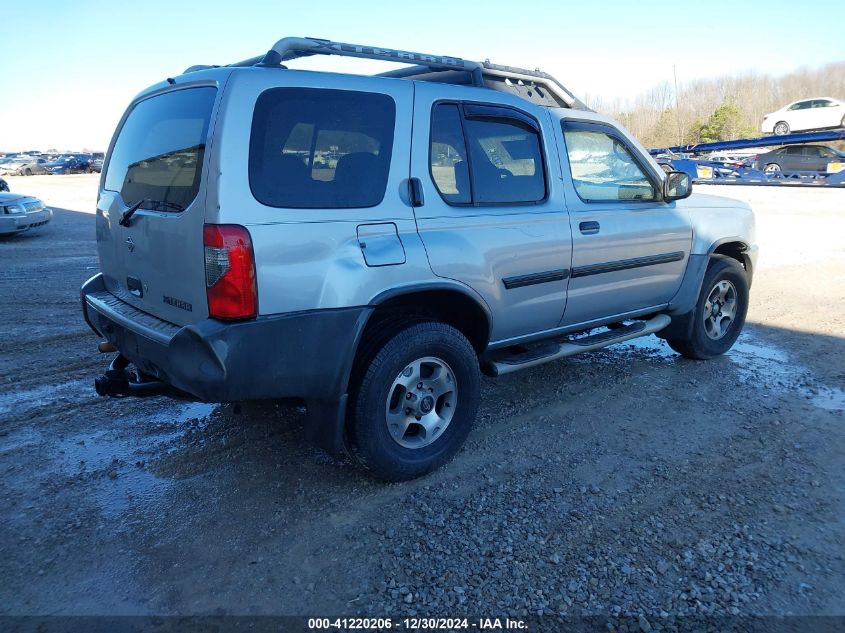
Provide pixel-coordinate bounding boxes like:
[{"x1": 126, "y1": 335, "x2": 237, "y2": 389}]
[{"x1": 482, "y1": 314, "x2": 672, "y2": 377}]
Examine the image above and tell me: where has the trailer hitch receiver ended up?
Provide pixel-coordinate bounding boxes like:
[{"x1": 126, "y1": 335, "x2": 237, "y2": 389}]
[{"x1": 94, "y1": 354, "x2": 187, "y2": 398}]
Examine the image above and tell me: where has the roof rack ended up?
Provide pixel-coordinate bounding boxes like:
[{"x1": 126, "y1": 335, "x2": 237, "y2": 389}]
[{"x1": 184, "y1": 37, "x2": 589, "y2": 110}]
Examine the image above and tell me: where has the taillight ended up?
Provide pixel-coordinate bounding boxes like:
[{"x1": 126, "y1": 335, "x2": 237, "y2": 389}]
[{"x1": 203, "y1": 224, "x2": 257, "y2": 320}]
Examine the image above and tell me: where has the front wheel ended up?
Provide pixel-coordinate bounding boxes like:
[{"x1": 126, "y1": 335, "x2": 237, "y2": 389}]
[
  {"x1": 764, "y1": 163, "x2": 782, "y2": 174},
  {"x1": 773, "y1": 121, "x2": 790, "y2": 135},
  {"x1": 666, "y1": 257, "x2": 749, "y2": 360},
  {"x1": 348, "y1": 321, "x2": 480, "y2": 481}
]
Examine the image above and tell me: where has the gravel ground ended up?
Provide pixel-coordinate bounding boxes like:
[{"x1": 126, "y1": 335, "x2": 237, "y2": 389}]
[{"x1": 1, "y1": 175, "x2": 843, "y2": 626}]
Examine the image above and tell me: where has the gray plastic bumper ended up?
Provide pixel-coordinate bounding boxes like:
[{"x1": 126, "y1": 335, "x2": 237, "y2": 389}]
[{"x1": 80, "y1": 273, "x2": 369, "y2": 405}]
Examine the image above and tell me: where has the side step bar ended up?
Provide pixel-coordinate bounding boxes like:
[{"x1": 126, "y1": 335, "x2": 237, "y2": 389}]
[{"x1": 483, "y1": 314, "x2": 672, "y2": 377}]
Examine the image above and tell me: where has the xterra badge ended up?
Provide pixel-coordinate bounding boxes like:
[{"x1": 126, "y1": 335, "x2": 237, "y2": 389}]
[{"x1": 163, "y1": 296, "x2": 193, "y2": 312}]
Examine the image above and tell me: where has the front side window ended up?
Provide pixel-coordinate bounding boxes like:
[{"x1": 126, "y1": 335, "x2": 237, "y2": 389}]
[
  {"x1": 429, "y1": 103, "x2": 546, "y2": 206},
  {"x1": 562, "y1": 123, "x2": 657, "y2": 202},
  {"x1": 249, "y1": 88, "x2": 395, "y2": 209},
  {"x1": 105, "y1": 87, "x2": 216, "y2": 211}
]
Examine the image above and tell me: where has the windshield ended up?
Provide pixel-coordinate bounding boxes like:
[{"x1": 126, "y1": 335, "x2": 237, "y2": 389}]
[{"x1": 104, "y1": 87, "x2": 216, "y2": 212}]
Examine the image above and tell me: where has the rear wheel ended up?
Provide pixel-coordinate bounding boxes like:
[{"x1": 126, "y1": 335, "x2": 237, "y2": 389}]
[
  {"x1": 666, "y1": 257, "x2": 749, "y2": 360},
  {"x1": 773, "y1": 121, "x2": 790, "y2": 135},
  {"x1": 348, "y1": 321, "x2": 480, "y2": 481}
]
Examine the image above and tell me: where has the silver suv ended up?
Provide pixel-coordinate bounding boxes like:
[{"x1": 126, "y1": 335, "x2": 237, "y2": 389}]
[{"x1": 81, "y1": 37, "x2": 757, "y2": 481}]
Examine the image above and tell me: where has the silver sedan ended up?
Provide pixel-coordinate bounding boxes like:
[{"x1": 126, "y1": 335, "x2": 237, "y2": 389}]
[{"x1": 0, "y1": 193, "x2": 52, "y2": 236}]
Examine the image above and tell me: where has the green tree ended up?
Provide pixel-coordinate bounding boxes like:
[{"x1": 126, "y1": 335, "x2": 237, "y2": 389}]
[{"x1": 697, "y1": 102, "x2": 756, "y2": 142}]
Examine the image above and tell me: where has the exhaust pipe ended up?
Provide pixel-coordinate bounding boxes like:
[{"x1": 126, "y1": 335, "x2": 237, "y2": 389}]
[{"x1": 98, "y1": 341, "x2": 117, "y2": 353}]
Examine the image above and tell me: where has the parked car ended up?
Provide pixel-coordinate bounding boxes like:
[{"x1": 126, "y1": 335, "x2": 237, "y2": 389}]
[
  {"x1": 81, "y1": 36, "x2": 757, "y2": 481},
  {"x1": 0, "y1": 157, "x2": 36, "y2": 175},
  {"x1": 91, "y1": 152, "x2": 105, "y2": 174},
  {"x1": 752, "y1": 144, "x2": 845, "y2": 173},
  {"x1": 7, "y1": 157, "x2": 50, "y2": 176},
  {"x1": 44, "y1": 156, "x2": 91, "y2": 174},
  {"x1": 761, "y1": 97, "x2": 845, "y2": 135},
  {"x1": 74, "y1": 153, "x2": 95, "y2": 169},
  {"x1": 0, "y1": 193, "x2": 52, "y2": 236}
]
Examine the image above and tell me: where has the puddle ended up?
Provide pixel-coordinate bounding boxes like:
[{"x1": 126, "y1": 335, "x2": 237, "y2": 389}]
[
  {"x1": 810, "y1": 387, "x2": 845, "y2": 412},
  {"x1": 0, "y1": 427, "x2": 43, "y2": 454},
  {"x1": 52, "y1": 401, "x2": 218, "y2": 519},
  {"x1": 619, "y1": 335, "x2": 677, "y2": 359},
  {"x1": 727, "y1": 333, "x2": 844, "y2": 411},
  {"x1": 0, "y1": 379, "x2": 91, "y2": 417},
  {"x1": 607, "y1": 330, "x2": 843, "y2": 412}
]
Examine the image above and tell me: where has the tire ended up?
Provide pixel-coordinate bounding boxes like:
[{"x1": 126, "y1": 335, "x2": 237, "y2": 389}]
[
  {"x1": 348, "y1": 321, "x2": 480, "y2": 481},
  {"x1": 773, "y1": 121, "x2": 790, "y2": 136},
  {"x1": 764, "y1": 163, "x2": 781, "y2": 174},
  {"x1": 24, "y1": 168, "x2": 32, "y2": 176},
  {"x1": 666, "y1": 257, "x2": 749, "y2": 360}
]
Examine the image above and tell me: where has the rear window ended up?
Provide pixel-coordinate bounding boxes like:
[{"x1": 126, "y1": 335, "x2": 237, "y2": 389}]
[
  {"x1": 249, "y1": 88, "x2": 395, "y2": 209},
  {"x1": 104, "y1": 87, "x2": 216, "y2": 211}
]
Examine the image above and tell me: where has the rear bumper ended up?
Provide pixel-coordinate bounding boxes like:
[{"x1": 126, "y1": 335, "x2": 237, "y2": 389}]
[
  {"x1": 0, "y1": 208, "x2": 52, "y2": 235},
  {"x1": 81, "y1": 273, "x2": 370, "y2": 404}
]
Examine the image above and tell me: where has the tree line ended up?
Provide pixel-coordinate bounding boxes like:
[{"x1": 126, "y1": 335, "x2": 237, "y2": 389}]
[{"x1": 586, "y1": 61, "x2": 845, "y2": 149}]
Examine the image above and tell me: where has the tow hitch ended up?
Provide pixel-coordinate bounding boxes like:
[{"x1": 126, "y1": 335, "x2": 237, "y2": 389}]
[{"x1": 94, "y1": 353, "x2": 187, "y2": 398}]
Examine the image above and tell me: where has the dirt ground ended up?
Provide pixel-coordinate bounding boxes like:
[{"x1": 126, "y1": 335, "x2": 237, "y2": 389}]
[{"x1": 1, "y1": 175, "x2": 843, "y2": 621}]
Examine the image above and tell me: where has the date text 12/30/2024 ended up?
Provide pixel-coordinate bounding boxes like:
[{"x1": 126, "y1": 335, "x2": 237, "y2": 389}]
[{"x1": 308, "y1": 617, "x2": 528, "y2": 630}]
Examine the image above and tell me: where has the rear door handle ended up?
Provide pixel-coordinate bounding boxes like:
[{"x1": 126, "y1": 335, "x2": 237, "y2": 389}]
[
  {"x1": 409, "y1": 177, "x2": 425, "y2": 207},
  {"x1": 579, "y1": 221, "x2": 600, "y2": 235}
]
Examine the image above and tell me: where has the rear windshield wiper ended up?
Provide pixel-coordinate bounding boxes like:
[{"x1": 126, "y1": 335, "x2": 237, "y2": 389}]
[
  {"x1": 119, "y1": 199, "x2": 185, "y2": 227},
  {"x1": 119, "y1": 199, "x2": 144, "y2": 227}
]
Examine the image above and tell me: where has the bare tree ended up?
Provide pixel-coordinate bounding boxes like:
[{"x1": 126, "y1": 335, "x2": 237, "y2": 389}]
[{"x1": 595, "y1": 61, "x2": 845, "y2": 148}]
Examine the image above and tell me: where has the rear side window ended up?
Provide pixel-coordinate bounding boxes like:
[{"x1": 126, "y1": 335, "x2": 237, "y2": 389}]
[
  {"x1": 430, "y1": 104, "x2": 471, "y2": 204},
  {"x1": 429, "y1": 103, "x2": 546, "y2": 206},
  {"x1": 249, "y1": 88, "x2": 395, "y2": 209},
  {"x1": 105, "y1": 87, "x2": 216, "y2": 211}
]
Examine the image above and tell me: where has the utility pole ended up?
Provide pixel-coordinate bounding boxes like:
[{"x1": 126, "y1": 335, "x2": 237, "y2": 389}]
[{"x1": 673, "y1": 64, "x2": 683, "y2": 145}]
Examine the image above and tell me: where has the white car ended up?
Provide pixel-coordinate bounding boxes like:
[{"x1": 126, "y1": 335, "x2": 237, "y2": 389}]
[{"x1": 761, "y1": 97, "x2": 845, "y2": 135}]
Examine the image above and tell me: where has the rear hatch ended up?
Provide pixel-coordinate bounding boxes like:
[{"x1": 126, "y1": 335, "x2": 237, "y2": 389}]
[{"x1": 97, "y1": 86, "x2": 217, "y2": 326}]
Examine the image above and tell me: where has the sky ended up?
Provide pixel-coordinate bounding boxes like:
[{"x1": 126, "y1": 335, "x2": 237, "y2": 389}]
[{"x1": 1, "y1": 0, "x2": 842, "y2": 152}]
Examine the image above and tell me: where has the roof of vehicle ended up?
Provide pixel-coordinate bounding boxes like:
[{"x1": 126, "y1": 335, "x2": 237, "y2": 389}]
[
  {"x1": 783, "y1": 97, "x2": 842, "y2": 106},
  {"x1": 763, "y1": 143, "x2": 842, "y2": 151},
  {"x1": 181, "y1": 36, "x2": 591, "y2": 111}
]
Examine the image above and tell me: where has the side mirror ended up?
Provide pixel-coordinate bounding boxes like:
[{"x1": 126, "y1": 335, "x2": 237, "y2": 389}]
[{"x1": 664, "y1": 171, "x2": 692, "y2": 201}]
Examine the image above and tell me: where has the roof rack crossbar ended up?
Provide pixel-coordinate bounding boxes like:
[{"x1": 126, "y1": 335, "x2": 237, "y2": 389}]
[
  {"x1": 379, "y1": 62, "x2": 581, "y2": 109},
  {"x1": 182, "y1": 37, "x2": 584, "y2": 108},
  {"x1": 187, "y1": 37, "x2": 485, "y2": 83}
]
